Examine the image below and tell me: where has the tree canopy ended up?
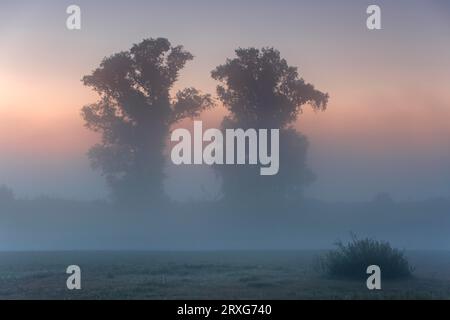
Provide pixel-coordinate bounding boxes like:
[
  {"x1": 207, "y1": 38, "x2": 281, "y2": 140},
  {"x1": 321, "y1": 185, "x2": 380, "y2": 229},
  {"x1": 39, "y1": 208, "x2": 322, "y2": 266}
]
[
  {"x1": 82, "y1": 38, "x2": 213, "y2": 205},
  {"x1": 211, "y1": 47, "x2": 329, "y2": 203},
  {"x1": 212, "y1": 47, "x2": 328, "y2": 129}
]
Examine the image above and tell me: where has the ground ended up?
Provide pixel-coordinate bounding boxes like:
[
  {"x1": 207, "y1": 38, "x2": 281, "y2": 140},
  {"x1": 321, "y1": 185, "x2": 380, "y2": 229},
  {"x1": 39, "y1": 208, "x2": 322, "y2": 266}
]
[{"x1": 0, "y1": 251, "x2": 449, "y2": 299}]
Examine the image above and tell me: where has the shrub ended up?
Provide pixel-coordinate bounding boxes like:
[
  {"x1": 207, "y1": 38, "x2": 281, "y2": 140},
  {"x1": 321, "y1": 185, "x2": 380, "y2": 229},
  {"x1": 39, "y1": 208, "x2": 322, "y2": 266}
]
[{"x1": 319, "y1": 235, "x2": 413, "y2": 279}]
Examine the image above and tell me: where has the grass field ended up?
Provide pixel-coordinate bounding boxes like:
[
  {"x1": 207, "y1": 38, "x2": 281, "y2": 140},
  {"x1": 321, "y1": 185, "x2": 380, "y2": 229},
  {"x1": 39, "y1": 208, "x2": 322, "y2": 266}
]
[{"x1": 0, "y1": 251, "x2": 449, "y2": 299}]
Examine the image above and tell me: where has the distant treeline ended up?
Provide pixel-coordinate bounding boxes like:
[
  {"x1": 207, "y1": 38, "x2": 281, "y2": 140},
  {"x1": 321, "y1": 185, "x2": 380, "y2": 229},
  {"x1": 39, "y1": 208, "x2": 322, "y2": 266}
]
[{"x1": 1, "y1": 191, "x2": 448, "y2": 251}]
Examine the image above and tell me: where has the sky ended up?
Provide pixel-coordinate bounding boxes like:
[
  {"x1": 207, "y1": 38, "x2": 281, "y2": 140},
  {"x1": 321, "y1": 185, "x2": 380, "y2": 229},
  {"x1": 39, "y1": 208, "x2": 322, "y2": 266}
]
[{"x1": 0, "y1": 0, "x2": 450, "y2": 201}]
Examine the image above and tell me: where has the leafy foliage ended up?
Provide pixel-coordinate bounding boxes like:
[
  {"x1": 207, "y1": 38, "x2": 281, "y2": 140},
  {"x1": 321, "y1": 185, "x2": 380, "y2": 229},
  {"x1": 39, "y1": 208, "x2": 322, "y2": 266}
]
[
  {"x1": 320, "y1": 235, "x2": 413, "y2": 279},
  {"x1": 211, "y1": 48, "x2": 328, "y2": 202},
  {"x1": 81, "y1": 38, "x2": 213, "y2": 205},
  {"x1": 212, "y1": 47, "x2": 328, "y2": 129}
]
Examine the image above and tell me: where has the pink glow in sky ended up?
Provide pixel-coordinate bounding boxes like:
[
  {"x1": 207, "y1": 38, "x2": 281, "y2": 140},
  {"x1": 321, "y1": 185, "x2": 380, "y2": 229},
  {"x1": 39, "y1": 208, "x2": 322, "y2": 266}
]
[{"x1": 0, "y1": 0, "x2": 449, "y2": 200}]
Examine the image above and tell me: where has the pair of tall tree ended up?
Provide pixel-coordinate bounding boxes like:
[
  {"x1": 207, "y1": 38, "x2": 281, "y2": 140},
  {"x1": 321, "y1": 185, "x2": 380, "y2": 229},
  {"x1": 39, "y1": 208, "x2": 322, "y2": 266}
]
[{"x1": 82, "y1": 38, "x2": 328, "y2": 206}]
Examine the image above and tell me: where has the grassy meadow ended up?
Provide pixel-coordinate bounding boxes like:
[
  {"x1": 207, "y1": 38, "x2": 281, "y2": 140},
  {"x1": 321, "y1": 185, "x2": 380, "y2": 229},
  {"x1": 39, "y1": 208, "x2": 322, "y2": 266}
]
[{"x1": 0, "y1": 251, "x2": 449, "y2": 300}]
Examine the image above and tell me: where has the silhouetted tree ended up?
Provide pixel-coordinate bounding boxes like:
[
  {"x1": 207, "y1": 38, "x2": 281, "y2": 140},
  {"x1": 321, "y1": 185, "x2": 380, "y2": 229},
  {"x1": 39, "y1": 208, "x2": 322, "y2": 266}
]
[
  {"x1": 211, "y1": 48, "x2": 329, "y2": 203},
  {"x1": 82, "y1": 38, "x2": 213, "y2": 206}
]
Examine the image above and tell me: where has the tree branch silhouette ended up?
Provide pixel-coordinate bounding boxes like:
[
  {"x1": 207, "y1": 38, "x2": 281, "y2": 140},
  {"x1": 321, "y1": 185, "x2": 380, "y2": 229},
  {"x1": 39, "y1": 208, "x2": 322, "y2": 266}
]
[
  {"x1": 82, "y1": 38, "x2": 213, "y2": 206},
  {"x1": 211, "y1": 47, "x2": 329, "y2": 204}
]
